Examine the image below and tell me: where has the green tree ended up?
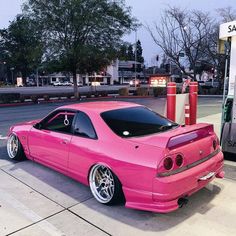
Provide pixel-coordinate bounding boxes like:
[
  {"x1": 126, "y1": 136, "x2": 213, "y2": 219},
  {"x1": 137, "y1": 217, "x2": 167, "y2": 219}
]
[
  {"x1": 118, "y1": 43, "x2": 129, "y2": 60},
  {"x1": 23, "y1": 0, "x2": 136, "y2": 98},
  {"x1": 127, "y1": 44, "x2": 134, "y2": 60},
  {"x1": 0, "y1": 15, "x2": 43, "y2": 83},
  {"x1": 136, "y1": 40, "x2": 144, "y2": 63}
]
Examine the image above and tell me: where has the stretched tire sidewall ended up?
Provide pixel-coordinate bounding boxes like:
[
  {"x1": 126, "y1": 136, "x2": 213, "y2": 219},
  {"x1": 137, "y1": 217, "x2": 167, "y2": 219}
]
[{"x1": 7, "y1": 134, "x2": 25, "y2": 161}]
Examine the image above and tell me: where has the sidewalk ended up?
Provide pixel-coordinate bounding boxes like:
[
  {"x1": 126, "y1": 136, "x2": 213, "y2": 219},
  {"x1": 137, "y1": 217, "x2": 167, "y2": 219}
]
[{"x1": 197, "y1": 113, "x2": 221, "y2": 137}]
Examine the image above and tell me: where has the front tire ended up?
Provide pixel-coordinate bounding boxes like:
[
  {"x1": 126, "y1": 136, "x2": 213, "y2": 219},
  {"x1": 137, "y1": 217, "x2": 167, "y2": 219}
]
[
  {"x1": 7, "y1": 134, "x2": 25, "y2": 161},
  {"x1": 89, "y1": 164, "x2": 124, "y2": 205}
]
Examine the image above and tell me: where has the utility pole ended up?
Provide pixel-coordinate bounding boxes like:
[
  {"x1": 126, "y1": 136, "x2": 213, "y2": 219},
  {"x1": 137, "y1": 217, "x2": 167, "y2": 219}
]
[
  {"x1": 10, "y1": 67, "x2": 14, "y2": 85},
  {"x1": 134, "y1": 30, "x2": 137, "y2": 88},
  {"x1": 36, "y1": 68, "x2": 39, "y2": 87}
]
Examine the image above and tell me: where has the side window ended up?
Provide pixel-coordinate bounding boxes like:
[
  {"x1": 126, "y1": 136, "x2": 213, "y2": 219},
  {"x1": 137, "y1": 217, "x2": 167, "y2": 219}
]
[
  {"x1": 44, "y1": 112, "x2": 75, "y2": 134},
  {"x1": 74, "y1": 112, "x2": 97, "y2": 139}
]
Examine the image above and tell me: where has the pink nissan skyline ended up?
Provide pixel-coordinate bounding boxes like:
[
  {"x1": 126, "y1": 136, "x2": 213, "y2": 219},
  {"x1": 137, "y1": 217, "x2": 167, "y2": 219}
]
[{"x1": 7, "y1": 101, "x2": 224, "y2": 213}]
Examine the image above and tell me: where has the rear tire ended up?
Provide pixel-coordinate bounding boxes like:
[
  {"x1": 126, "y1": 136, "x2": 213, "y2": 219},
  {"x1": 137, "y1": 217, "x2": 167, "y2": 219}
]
[
  {"x1": 7, "y1": 134, "x2": 25, "y2": 161},
  {"x1": 89, "y1": 164, "x2": 124, "y2": 205}
]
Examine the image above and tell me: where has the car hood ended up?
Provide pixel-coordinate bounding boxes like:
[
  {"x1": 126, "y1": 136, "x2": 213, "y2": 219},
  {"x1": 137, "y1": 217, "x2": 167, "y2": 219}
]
[{"x1": 14, "y1": 119, "x2": 41, "y2": 127}]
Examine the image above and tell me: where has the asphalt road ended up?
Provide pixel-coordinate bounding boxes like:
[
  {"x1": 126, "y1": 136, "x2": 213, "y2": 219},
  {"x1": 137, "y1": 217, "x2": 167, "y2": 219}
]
[{"x1": 0, "y1": 97, "x2": 236, "y2": 236}]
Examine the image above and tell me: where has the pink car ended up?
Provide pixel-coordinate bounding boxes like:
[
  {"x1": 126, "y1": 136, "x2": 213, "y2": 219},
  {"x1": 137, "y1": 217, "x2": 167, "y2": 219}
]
[{"x1": 7, "y1": 101, "x2": 224, "y2": 213}]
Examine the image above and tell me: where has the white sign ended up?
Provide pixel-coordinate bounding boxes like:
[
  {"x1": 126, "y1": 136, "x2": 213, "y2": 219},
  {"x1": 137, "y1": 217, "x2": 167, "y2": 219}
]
[
  {"x1": 219, "y1": 21, "x2": 236, "y2": 39},
  {"x1": 17, "y1": 77, "x2": 23, "y2": 87}
]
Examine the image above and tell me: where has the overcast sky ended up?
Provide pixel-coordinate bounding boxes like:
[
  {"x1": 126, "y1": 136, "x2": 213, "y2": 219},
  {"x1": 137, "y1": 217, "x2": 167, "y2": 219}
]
[{"x1": 0, "y1": 0, "x2": 235, "y2": 65}]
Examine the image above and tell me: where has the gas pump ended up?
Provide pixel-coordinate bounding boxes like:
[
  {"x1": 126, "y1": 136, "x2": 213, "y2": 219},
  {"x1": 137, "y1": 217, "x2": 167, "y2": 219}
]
[{"x1": 220, "y1": 21, "x2": 236, "y2": 157}]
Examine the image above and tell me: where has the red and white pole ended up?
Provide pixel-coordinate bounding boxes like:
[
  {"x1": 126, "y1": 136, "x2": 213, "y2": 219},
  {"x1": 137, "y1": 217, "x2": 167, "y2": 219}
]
[
  {"x1": 167, "y1": 82, "x2": 176, "y2": 122},
  {"x1": 185, "y1": 104, "x2": 190, "y2": 125},
  {"x1": 189, "y1": 81, "x2": 198, "y2": 125}
]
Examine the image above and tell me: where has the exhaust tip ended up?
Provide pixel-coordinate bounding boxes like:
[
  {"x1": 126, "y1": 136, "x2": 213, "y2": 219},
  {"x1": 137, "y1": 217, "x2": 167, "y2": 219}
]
[{"x1": 178, "y1": 198, "x2": 188, "y2": 208}]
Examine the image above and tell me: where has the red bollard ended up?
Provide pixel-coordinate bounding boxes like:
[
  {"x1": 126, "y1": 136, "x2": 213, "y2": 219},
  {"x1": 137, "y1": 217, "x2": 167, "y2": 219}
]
[
  {"x1": 167, "y1": 82, "x2": 176, "y2": 122},
  {"x1": 185, "y1": 104, "x2": 190, "y2": 125},
  {"x1": 189, "y1": 82, "x2": 198, "y2": 125}
]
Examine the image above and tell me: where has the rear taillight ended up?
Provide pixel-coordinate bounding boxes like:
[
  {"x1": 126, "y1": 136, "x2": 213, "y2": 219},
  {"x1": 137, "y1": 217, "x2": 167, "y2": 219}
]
[
  {"x1": 157, "y1": 153, "x2": 185, "y2": 176},
  {"x1": 175, "y1": 154, "x2": 183, "y2": 167},
  {"x1": 163, "y1": 157, "x2": 173, "y2": 170},
  {"x1": 213, "y1": 140, "x2": 217, "y2": 150}
]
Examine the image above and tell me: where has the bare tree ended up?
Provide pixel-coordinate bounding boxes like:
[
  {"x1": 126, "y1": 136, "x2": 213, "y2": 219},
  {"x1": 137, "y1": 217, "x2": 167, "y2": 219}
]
[
  {"x1": 147, "y1": 6, "x2": 217, "y2": 80},
  {"x1": 217, "y1": 7, "x2": 236, "y2": 23}
]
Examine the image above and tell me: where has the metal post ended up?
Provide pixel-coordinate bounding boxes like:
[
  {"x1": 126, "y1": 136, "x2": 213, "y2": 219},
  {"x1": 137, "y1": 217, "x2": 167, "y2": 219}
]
[
  {"x1": 10, "y1": 67, "x2": 14, "y2": 85},
  {"x1": 167, "y1": 82, "x2": 176, "y2": 121},
  {"x1": 189, "y1": 82, "x2": 198, "y2": 125},
  {"x1": 221, "y1": 38, "x2": 230, "y2": 132},
  {"x1": 134, "y1": 30, "x2": 137, "y2": 88},
  {"x1": 36, "y1": 68, "x2": 39, "y2": 87}
]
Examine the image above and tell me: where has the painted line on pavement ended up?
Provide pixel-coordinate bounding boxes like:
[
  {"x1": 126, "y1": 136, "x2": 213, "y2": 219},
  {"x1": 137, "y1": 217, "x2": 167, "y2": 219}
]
[
  {"x1": 0, "y1": 189, "x2": 64, "y2": 236},
  {"x1": 0, "y1": 135, "x2": 7, "y2": 140}
]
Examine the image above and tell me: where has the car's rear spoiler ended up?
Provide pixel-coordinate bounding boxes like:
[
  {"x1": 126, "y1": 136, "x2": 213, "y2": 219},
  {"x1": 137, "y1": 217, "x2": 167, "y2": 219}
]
[{"x1": 167, "y1": 124, "x2": 214, "y2": 150}]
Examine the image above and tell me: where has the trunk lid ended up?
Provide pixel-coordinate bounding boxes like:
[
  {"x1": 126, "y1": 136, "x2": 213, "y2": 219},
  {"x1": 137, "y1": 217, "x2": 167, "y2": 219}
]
[{"x1": 130, "y1": 123, "x2": 218, "y2": 166}]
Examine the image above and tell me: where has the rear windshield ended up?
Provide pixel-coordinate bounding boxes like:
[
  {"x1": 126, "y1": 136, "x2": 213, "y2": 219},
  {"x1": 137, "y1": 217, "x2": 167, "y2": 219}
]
[{"x1": 101, "y1": 106, "x2": 178, "y2": 138}]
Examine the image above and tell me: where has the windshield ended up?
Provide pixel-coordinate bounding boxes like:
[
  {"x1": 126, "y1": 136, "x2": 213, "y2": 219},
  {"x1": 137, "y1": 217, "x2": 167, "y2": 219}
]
[{"x1": 101, "y1": 106, "x2": 178, "y2": 138}]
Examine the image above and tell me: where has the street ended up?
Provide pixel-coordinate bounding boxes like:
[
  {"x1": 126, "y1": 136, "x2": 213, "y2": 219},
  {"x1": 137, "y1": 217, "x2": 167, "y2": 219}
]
[{"x1": 0, "y1": 97, "x2": 235, "y2": 236}]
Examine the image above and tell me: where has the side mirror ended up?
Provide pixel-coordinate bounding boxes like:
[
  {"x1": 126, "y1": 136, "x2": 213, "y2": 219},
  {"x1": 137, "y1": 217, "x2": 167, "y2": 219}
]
[{"x1": 33, "y1": 122, "x2": 42, "y2": 130}]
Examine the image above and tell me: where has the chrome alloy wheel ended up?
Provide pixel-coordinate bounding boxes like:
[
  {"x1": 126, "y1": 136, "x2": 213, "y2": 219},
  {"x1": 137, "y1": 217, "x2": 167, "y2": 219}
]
[
  {"x1": 7, "y1": 134, "x2": 19, "y2": 159},
  {"x1": 89, "y1": 164, "x2": 115, "y2": 203}
]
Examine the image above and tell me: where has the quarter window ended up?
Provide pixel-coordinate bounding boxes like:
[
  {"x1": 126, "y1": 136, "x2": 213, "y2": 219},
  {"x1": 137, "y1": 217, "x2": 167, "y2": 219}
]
[{"x1": 73, "y1": 112, "x2": 97, "y2": 139}]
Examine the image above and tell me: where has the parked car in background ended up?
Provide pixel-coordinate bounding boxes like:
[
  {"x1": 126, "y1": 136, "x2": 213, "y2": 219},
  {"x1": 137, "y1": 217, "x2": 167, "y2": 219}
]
[
  {"x1": 77, "y1": 81, "x2": 83, "y2": 87},
  {"x1": 61, "y1": 81, "x2": 73, "y2": 86},
  {"x1": 26, "y1": 81, "x2": 36, "y2": 86},
  {"x1": 53, "y1": 81, "x2": 63, "y2": 86},
  {"x1": 7, "y1": 101, "x2": 224, "y2": 213},
  {"x1": 204, "y1": 79, "x2": 220, "y2": 88},
  {"x1": 197, "y1": 81, "x2": 205, "y2": 86},
  {"x1": 129, "y1": 79, "x2": 140, "y2": 87}
]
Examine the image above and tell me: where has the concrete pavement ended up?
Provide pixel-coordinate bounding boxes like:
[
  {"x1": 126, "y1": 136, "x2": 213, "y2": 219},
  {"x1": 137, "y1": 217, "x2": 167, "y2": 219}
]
[
  {"x1": 0, "y1": 158, "x2": 235, "y2": 236},
  {"x1": 197, "y1": 113, "x2": 222, "y2": 137}
]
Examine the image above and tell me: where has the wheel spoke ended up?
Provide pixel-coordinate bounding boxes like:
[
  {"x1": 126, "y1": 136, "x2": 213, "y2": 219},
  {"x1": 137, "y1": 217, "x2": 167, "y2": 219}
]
[
  {"x1": 107, "y1": 186, "x2": 113, "y2": 197},
  {"x1": 97, "y1": 168, "x2": 104, "y2": 178},
  {"x1": 102, "y1": 187, "x2": 111, "y2": 198},
  {"x1": 96, "y1": 185, "x2": 103, "y2": 193}
]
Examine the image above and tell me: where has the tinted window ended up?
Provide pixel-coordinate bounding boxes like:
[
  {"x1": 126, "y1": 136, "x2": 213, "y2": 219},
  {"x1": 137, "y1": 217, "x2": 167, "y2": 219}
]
[
  {"x1": 101, "y1": 107, "x2": 178, "y2": 138},
  {"x1": 44, "y1": 112, "x2": 75, "y2": 134},
  {"x1": 73, "y1": 112, "x2": 97, "y2": 139}
]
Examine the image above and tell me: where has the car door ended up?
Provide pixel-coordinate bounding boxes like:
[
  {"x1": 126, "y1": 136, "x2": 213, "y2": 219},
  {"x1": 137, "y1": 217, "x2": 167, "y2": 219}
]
[
  {"x1": 28, "y1": 110, "x2": 76, "y2": 172},
  {"x1": 68, "y1": 111, "x2": 98, "y2": 183}
]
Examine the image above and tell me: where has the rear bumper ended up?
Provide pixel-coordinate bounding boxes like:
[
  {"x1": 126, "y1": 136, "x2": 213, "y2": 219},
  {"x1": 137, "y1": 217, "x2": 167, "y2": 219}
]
[{"x1": 125, "y1": 150, "x2": 224, "y2": 213}]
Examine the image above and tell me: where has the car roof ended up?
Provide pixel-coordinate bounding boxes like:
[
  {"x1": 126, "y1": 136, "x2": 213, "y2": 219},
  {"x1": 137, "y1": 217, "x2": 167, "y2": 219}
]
[{"x1": 59, "y1": 101, "x2": 141, "y2": 113}]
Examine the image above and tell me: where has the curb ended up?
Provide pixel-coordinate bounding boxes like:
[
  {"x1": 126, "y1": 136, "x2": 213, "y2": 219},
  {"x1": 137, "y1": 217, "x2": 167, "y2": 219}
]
[
  {"x1": 198, "y1": 95, "x2": 223, "y2": 98},
  {"x1": 0, "y1": 95, "x2": 154, "y2": 108}
]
